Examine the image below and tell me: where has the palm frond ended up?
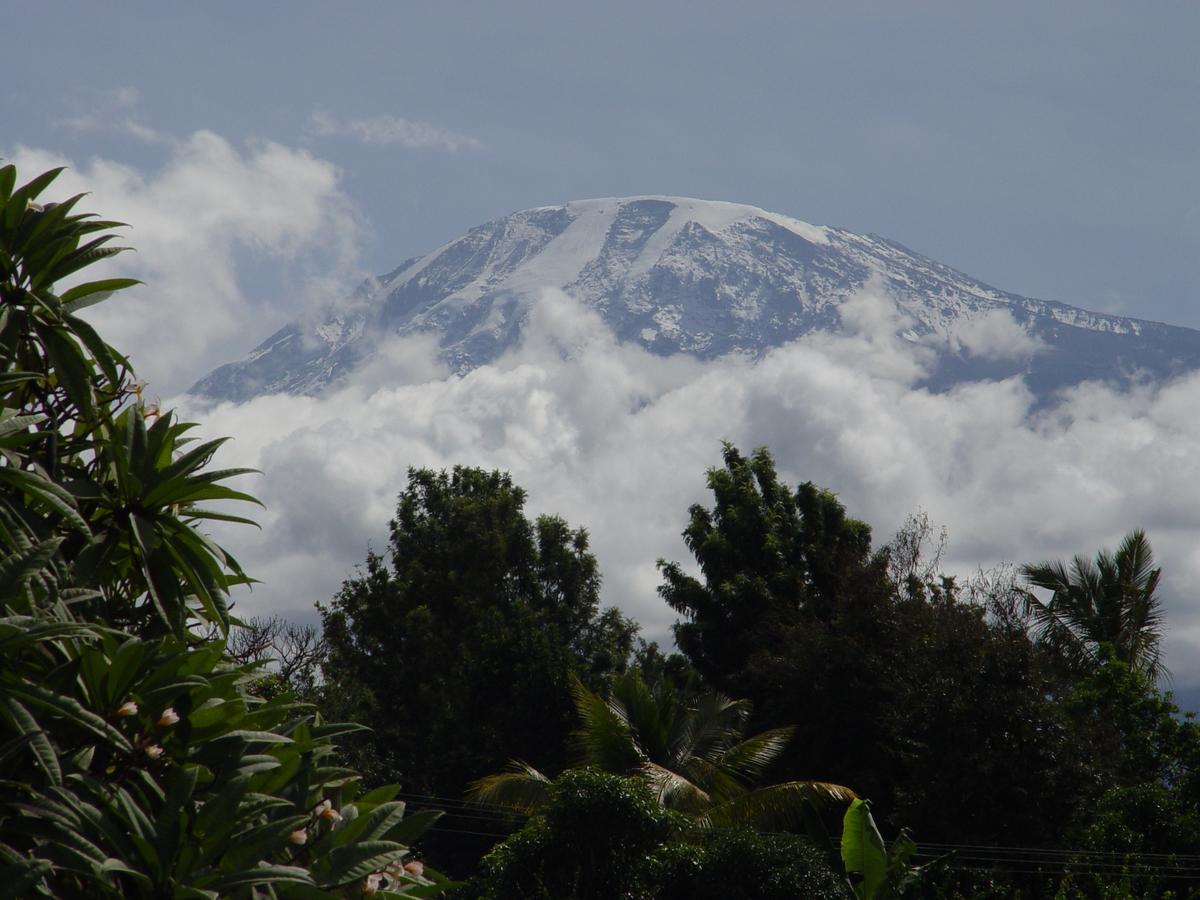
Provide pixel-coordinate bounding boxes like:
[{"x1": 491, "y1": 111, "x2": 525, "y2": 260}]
[
  {"x1": 680, "y1": 690, "x2": 752, "y2": 765},
  {"x1": 465, "y1": 760, "x2": 551, "y2": 815},
  {"x1": 639, "y1": 760, "x2": 710, "y2": 814},
  {"x1": 569, "y1": 674, "x2": 644, "y2": 773},
  {"x1": 1019, "y1": 582, "x2": 1093, "y2": 670},
  {"x1": 1022, "y1": 530, "x2": 1168, "y2": 681},
  {"x1": 608, "y1": 672, "x2": 672, "y2": 761},
  {"x1": 699, "y1": 779, "x2": 856, "y2": 830},
  {"x1": 715, "y1": 726, "x2": 795, "y2": 786},
  {"x1": 1116, "y1": 529, "x2": 1157, "y2": 590}
]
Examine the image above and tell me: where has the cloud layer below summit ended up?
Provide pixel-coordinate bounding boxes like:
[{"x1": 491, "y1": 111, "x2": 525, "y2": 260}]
[{"x1": 187, "y1": 285, "x2": 1200, "y2": 692}]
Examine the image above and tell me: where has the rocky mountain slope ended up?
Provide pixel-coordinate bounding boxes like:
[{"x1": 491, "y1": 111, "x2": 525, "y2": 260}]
[{"x1": 192, "y1": 197, "x2": 1200, "y2": 402}]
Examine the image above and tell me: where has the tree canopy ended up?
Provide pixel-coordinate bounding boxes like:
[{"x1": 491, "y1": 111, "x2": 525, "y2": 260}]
[
  {"x1": 659, "y1": 442, "x2": 884, "y2": 685},
  {"x1": 657, "y1": 444, "x2": 1095, "y2": 848},
  {"x1": 319, "y1": 465, "x2": 637, "y2": 798}
]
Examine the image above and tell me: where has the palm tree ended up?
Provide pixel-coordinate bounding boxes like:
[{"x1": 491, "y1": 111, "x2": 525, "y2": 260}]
[
  {"x1": 1021, "y1": 528, "x2": 1167, "y2": 681},
  {"x1": 468, "y1": 671, "x2": 855, "y2": 830}
]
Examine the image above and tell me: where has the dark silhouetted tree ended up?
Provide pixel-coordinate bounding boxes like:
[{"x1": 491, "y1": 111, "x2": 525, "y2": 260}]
[
  {"x1": 319, "y1": 466, "x2": 637, "y2": 798},
  {"x1": 659, "y1": 444, "x2": 1084, "y2": 847}
]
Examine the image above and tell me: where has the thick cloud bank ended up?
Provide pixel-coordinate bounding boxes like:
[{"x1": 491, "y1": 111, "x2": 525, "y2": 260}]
[{"x1": 182, "y1": 287, "x2": 1200, "y2": 691}]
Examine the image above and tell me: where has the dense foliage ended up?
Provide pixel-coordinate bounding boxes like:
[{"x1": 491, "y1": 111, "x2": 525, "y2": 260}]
[
  {"x1": 319, "y1": 466, "x2": 637, "y2": 796},
  {"x1": 314, "y1": 437, "x2": 1200, "y2": 897},
  {"x1": 469, "y1": 670, "x2": 854, "y2": 828},
  {"x1": 654, "y1": 444, "x2": 1200, "y2": 896},
  {"x1": 657, "y1": 444, "x2": 1078, "y2": 845},
  {"x1": 0, "y1": 164, "x2": 449, "y2": 897},
  {"x1": 472, "y1": 769, "x2": 848, "y2": 900}
]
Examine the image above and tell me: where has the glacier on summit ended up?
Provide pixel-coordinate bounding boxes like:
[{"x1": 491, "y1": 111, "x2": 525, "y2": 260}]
[{"x1": 192, "y1": 197, "x2": 1200, "y2": 403}]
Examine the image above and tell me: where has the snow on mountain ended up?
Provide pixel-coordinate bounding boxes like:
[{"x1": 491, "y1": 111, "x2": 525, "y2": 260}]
[{"x1": 191, "y1": 197, "x2": 1200, "y2": 402}]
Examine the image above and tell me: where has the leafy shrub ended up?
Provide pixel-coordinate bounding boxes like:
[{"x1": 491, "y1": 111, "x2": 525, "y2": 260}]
[
  {"x1": 652, "y1": 827, "x2": 848, "y2": 900},
  {"x1": 473, "y1": 768, "x2": 848, "y2": 900},
  {"x1": 0, "y1": 163, "x2": 450, "y2": 896},
  {"x1": 475, "y1": 768, "x2": 676, "y2": 900}
]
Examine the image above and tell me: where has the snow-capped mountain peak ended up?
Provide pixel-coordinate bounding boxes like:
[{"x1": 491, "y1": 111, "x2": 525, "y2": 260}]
[{"x1": 192, "y1": 196, "x2": 1200, "y2": 402}]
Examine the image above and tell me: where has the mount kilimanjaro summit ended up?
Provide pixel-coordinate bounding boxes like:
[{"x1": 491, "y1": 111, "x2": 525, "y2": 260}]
[{"x1": 193, "y1": 196, "x2": 1200, "y2": 403}]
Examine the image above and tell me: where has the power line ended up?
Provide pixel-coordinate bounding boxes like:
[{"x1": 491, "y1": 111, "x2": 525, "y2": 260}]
[{"x1": 395, "y1": 793, "x2": 1200, "y2": 881}]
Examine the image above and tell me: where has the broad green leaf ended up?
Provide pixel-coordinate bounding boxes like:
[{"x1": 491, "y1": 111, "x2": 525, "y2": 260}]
[
  {"x1": 104, "y1": 639, "x2": 149, "y2": 708},
  {"x1": 60, "y1": 277, "x2": 140, "y2": 311},
  {"x1": 0, "y1": 535, "x2": 67, "y2": 590},
  {"x1": 16, "y1": 194, "x2": 84, "y2": 256},
  {"x1": 193, "y1": 775, "x2": 249, "y2": 845},
  {"x1": 841, "y1": 798, "x2": 888, "y2": 900},
  {"x1": 308, "y1": 722, "x2": 370, "y2": 742},
  {"x1": 0, "y1": 164, "x2": 16, "y2": 205},
  {"x1": 350, "y1": 785, "x2": 401, "y2": 807},
  {"x1": 0, "y1": 411, "x2": 45, "y2": 439},
  {"x1": 35, "y1": 321, "x2": 96, "y2": 421},
  {"x1": 315, "y1": 840, "x2": 407, "y2": 889},
  {"x1": 154, "y1": 764, "x2": 200, "y2": 866},
  {"x1": 3, "y1": 168, "x2": 63, "y2": 231},
  {"x1": 3, "y1": 679, "x2": 131, "y2": 752},
  {"x1": 179, "y1": 507, "x2": 262, "y2": 528},
  {"x1": 0, "y1": 697, "x2": 60, "y2": 784},
  {"x1": 40, "y1": 237, "x2": 126, "y2": 287},
  {"x1": 224, "y1": 729, "x2": 293, "y2": 745},
  {"x1": 62, "y1": 312, "x2": 126, "y2": 389},
  {"x1": 112, "y1": 783, "x2": 156, "y2": 842},
  {"x1": 329, "y1": 800, "x2": 406, "y2": 849},
  {"x1": 203, "y1": 864, "x2": 314, "y2": 892},
  {"x1": 380, "y1": 808, "x2": 441, "y2": 845},
  {"x1": 0, "y1": 856, "x2": 53, "y2": 899},
  {"x1": 0, "y1": 732, "x2": 39, "y2": 767},
  {"x1": 219, "y1": 815, "x2": 307, "y2": 870},
  {"x1": 24, "y1": 818, "x2": 108, "y2": 870},
  {"x1": 0, "y1": 467, "x2": 89, "y2": 534}
]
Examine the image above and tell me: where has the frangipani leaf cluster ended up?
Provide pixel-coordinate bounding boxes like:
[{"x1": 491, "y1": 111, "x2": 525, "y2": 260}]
[{"x1": 0, "y1": 164, "x2": 451, "y2": 897}]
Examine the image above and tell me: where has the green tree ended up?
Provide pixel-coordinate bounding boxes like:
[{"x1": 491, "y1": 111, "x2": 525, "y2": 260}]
[
  {"x1": 659, "y1": 443, "x2": 882, "y2": 684},
  {"x1": 0, "y1": 164, "x2": 446, "y2": 897},
  {"x1": 473, "y1": 769, "x2": 848, "y2": 900},
  {"x1": 1066, "y1": 652, "x2": 1200, "y2": 854},
  {"x1": 651, "y1": 826, "x2": 851, "y2": 900},
  {"x1": 659, "y1": 445, "x2": 1085, "y2": 847},
  {"x1": 1021, "y1": 529, "x2": 1167, "y2": 681},
  {"x1": 470, "y1": 671, "x2": 854, "y2": 829},
  {"x1": 474, "y1": 769, "x2": 678, "y2": 900},
  {"x1": 0, "y1": 166, "x2": 260, "y2": 636},
  {"x1": 657, "y1": 445, "x2": 902, "y2": 807},
  {"x1": 319, "y1": 466, "x2": 637, "y2": 798}
]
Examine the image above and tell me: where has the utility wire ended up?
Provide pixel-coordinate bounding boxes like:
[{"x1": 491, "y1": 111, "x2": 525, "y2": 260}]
[{"x1": 396, "y1": 792, "x2": 1200, "y2": 880}]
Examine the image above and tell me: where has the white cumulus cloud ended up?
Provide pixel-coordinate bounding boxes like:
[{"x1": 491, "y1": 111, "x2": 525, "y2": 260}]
[{"x1": 6, "y1": 133, "x2": 364, "y2": 395}]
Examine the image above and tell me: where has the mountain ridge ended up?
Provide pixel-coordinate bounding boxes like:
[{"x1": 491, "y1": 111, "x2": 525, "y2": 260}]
[{"x1": 192, "y1": 196, "x2": 1200, "y2": 403}]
